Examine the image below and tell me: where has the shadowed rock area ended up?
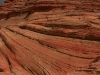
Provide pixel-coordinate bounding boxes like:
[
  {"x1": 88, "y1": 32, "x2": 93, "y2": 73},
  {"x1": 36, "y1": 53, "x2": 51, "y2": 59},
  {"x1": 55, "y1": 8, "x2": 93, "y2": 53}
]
[{"x1": 0, "y1": 0, "x2": 100, "y2": 75}]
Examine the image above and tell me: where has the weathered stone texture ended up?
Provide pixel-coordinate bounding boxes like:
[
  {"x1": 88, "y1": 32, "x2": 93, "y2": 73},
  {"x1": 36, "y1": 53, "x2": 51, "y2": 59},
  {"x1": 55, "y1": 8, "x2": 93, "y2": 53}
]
[{"x1": 0, "y1": 0, "x2": 100, "y2": 75}]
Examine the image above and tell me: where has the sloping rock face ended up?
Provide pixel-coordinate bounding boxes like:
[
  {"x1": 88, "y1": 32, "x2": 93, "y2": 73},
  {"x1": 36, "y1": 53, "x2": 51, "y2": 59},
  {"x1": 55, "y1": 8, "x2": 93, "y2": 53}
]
[{"x1": 0, "y1": 0, "x2": 100, "y2": 75}]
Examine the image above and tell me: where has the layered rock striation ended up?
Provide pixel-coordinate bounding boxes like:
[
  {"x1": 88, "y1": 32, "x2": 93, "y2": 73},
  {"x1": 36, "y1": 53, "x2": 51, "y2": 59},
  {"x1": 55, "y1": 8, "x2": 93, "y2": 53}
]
[{"x1": 0, "y1": 0, "x2": 100, "y2": 75}]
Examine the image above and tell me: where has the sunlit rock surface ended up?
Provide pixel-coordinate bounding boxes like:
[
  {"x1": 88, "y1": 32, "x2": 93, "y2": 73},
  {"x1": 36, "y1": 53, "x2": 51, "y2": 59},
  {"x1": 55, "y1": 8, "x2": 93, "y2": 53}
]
[{"x1": 0, "y1": 0, "x2": 100, "y2": 75}]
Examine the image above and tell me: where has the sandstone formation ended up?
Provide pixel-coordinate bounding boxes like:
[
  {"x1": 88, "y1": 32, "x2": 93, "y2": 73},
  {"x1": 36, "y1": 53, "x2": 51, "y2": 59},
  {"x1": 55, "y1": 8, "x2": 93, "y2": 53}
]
[{"x1": 0, "y1": 0, "x2": 100, "y2": 75}]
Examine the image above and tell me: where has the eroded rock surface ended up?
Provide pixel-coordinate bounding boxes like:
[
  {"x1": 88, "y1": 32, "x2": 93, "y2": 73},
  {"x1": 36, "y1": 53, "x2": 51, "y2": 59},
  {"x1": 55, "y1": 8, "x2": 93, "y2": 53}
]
[{"x1": 0, "y1": 0, "x2": 100, "y2": 75}]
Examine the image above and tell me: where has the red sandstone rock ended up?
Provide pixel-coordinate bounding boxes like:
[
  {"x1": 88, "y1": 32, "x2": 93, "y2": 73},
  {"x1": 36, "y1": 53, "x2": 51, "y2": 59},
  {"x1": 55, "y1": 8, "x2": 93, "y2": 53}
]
[{"x1": 0, "y1": 0, "x2": 100, "y2": 75}]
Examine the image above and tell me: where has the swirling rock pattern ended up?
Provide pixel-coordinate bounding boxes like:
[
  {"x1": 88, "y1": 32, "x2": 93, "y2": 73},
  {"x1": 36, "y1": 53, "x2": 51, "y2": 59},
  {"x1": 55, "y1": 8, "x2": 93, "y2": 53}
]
[{"x1": 0, "y1": 0, "x2": 100, "y2": 75}]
